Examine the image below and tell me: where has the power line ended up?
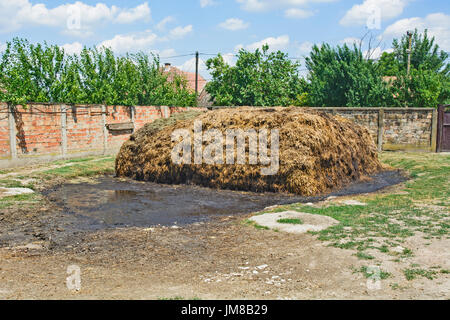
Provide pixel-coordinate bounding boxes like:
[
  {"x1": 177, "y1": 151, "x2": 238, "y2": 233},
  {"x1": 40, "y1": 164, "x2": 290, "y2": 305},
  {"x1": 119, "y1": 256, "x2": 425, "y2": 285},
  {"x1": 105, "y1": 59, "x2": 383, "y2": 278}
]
[
  {"x1": 160, "y1": 53, "x2": 196, "y2": 59},
  {"x1": 161, "y1": 52, "x2": 309, "y2": 61}
]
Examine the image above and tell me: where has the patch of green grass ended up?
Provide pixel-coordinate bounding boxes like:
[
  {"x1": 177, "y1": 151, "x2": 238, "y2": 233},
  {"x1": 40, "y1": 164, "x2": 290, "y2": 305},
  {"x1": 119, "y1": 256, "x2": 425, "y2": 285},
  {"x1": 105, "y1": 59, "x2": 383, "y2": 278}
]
[
  {"x1": 0, "y1": 179, "x2": 35, "y2": 190},
  {"x1": 403, "y1": 268, "x2": 437, "y2": 280},
  {"x1": 243, "y1": 219, "x2": 270, "y2": 230},
  {"x1": 38, "y1": 157, "x2": 115, "y2": 179},
  {"x1": 357, "y1": 266, "x2": 391, "y2": 280},
  {"x1": 0, "y1": 193, "x2": 42, "y2": 209},
  {"x1": 286, "y1": 152, "x2": 449, "y2": 268},
  {"x1": 52, "y1": 157, "x2": 97, "y2": 166},
  {"x1": 277, "y1": 218, "x2": 303, "y2": 225},
  {"x1": 355, "y1": 251, "x2": 375, "y2": 260},
  {"x1": 440, "y1": 269, "x2": 450, "y2": 274}
]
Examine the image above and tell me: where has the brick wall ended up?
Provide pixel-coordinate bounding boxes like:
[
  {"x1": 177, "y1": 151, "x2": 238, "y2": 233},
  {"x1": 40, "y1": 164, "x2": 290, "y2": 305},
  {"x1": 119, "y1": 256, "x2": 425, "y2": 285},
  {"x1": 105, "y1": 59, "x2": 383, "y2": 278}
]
[
  {"x1": 0, "y1": 102, "x2": 204, "y2": 165},
  {"x1": 0, "y1": 104, "x2": 10, "y2": 159}
]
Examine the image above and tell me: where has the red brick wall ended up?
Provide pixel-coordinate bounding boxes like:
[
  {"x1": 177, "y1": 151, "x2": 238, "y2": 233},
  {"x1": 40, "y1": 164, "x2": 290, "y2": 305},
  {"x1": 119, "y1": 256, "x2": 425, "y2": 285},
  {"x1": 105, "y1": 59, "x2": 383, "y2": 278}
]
[
  {"x1": 12, "y1": 104, "x2": 62, "y2": 157},
  {"x1": 0, "y1": 103, "x2": 10, "y2": 159},
  {"x1": 0, "y1": 103, "x2": 205, "y2": 160},
  {"x1": 66, "y1": 105, "x2": 103, "y2": 154}
]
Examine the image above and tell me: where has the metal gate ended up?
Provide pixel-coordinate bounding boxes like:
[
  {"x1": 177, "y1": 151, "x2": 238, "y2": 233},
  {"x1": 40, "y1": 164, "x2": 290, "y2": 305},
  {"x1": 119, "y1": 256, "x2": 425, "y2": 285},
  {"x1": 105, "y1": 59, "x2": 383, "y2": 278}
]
[{"x1": 437, "y1": 104, "x2": 450, "y2": 152}]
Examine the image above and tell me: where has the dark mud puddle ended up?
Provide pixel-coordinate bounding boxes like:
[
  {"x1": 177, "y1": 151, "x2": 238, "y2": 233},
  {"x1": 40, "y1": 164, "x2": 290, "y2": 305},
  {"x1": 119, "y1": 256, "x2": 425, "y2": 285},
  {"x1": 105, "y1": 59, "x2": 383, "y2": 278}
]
[{"x1": 43, "y1": 170, "x2": 406, "y2": 231}]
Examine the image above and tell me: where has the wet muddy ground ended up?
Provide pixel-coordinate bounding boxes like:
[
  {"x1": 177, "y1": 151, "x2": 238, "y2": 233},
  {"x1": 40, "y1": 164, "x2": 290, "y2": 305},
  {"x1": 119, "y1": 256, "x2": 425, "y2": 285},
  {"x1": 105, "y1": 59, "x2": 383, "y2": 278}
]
[
  {"x1": 40, "y1": 170, "x2": 406, "y2": 234},
  {"x1": 0, "y1": 154, "x2": 448, "y2": 300}
]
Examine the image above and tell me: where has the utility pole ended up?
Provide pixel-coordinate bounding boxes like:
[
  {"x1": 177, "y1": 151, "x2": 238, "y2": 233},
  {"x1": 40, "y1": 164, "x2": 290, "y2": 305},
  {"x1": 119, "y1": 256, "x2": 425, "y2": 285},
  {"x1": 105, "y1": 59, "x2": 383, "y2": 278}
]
[
  {"x1": 406, "y1": 31, "x2": 413, "y2": 76},
  {"x1": 195, "y1": 51, "x2": 199, "y2": 96}
]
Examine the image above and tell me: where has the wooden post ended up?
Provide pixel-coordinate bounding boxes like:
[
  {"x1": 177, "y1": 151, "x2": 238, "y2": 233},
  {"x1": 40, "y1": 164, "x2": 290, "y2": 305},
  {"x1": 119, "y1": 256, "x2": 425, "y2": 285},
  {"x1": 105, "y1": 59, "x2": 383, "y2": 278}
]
[
  {"x1": 61, "y1": 104, "x2": 67, "y2": 157},
  {"x1": 8, "y1": 104, "x2": 17, "y2": 160},
  {"x1": 377, "y1": 108, "x2": 384, "y2": 152},
  {"x1": 102, "y1": 105, "x2": 108, "y2": 154},
  {"x1": 430, "y1": 108, "x2": 438, "y2": 152},
  {"x1": 195, "y1": 51, "x2": 199, "y2": 96}
]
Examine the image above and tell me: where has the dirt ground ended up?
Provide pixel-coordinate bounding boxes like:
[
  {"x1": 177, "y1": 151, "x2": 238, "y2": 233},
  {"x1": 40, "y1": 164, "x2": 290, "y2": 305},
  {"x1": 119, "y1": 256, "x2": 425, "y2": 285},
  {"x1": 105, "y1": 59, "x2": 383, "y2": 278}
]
[{"x1": 0, "y1": 154, "x2": 448, "y2": 300}]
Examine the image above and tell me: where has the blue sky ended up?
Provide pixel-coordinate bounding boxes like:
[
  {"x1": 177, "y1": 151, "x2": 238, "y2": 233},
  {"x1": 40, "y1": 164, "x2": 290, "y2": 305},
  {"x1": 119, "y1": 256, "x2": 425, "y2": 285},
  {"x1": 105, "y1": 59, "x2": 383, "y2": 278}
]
[{"x1": 0, "y1": 0, "x2": 448, "y2": 78}]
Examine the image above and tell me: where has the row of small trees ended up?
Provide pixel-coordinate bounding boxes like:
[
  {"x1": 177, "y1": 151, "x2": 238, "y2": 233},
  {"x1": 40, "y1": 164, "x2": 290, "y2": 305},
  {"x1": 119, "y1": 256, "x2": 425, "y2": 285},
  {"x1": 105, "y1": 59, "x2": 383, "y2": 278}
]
[
  {"x1": 0, "y1": 38, "x2": 196, "y2": 107},
  {"x1": 205, "y1": 30, "x2": 449, "y2": 108}
]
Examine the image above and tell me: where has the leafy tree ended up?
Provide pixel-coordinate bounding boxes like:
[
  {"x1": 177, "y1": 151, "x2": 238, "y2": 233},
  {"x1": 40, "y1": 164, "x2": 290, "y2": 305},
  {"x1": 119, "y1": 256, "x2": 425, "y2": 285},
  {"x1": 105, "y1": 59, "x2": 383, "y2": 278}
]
[
  {"x1": 0, "y1": 38, "x2": 196, "y2": 107},
  {"x1": 305, "y1": 43, "x2": 392, "y2": 107},
  {"x1": 390, "y1": 69, "x2": 450, "y2": 107},
  {"x1": 205, "y1": 45, "x2": 307, "y2": 106},
  {"x1": 378, "y1": 29, "x2": 449, "y2": 107},
  {"x1": 378, "y1": 51, "x2": 400, "y2": 77},
  {"x1": 379, "y1": 29, "x2": 449, "y2": 76},
  {"x1": 0, "y1": 38, "x2": 66, "y2": 104}
]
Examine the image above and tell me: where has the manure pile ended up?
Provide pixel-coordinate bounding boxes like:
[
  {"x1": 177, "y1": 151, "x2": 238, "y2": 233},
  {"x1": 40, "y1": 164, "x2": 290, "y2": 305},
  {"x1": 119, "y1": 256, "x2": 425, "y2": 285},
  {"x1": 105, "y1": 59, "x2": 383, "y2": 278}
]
[{"x1": 116, "y1": 107, "x2": 383, "y2": 196}]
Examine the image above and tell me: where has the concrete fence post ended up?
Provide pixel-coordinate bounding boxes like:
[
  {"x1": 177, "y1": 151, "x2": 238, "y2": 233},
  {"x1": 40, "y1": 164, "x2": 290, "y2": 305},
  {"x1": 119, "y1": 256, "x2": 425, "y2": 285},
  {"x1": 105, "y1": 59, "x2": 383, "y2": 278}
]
[
  {"x1": 8, "y1": 104, "x2": 17, "y2": 160},
  {"x1": 61, "y1": 104, "x2": 68, "y2": 157},
  {"x1": 377, "y1": 108, "x2": 384, "y2": 152},
  {"x1": 102, "y1": 105, "x2": 108, "y2": 154},
  {"x1": 161, "y1": 106, "x2": 170, "y2": 119},
  {"x1": 130, "y1": 106, "x2": 136, "y2": 132},
  {"x1": 431, "y1": 108, "x2": 438, "y2": 152}
]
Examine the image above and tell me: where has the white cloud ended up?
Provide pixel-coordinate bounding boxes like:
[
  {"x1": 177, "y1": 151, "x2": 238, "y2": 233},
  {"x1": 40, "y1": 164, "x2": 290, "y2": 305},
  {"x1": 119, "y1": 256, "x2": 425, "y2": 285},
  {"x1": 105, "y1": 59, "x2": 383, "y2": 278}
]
[
  {"x1": 95, "y1": 23, "x2": 193, "y2": 55},
  {"x1": 98, "y1": 31, "x2": 159, "y2": 53},
  {"x1": 200, "y1": 0, "x2": 217, "y2": 8},
  {"x1": 177, "y1": 57, "x2": 210, "y2": 79},
  {"x1": 114, "y1": 3, "x2": 151, "y2": 24},
  {"x1": 284, "y1": 8, "x2": 314, "y2": 19},
  {"x1": 340, "y1": 0, "x2": 409, "y2": 27},
  {"x1": 169, "y1": 25, "x2": 193, "y2": 39},
  {"x1": 363, "y1": 47, "x2": 393, "y2": 60},
  {"x1": 219, "y1": 18, "x2": 249, "y2": 31},
  {"x1": 221, "y1": 53, "x2": 237, "y2": 66},
  {"x1": 152, "y1": 48, "x2": 177, "y2": 59},
  {"x1": 340, "y1": 37, "x2": 361, "y2": 46},
  {"x1": 61, "y1": 42, "x2": 83, "y2": 55},
  {"x1": 382, "y1": 13, "x2": 450, "y2": 51},
  {"x1": 239, "y1": 35, "x2": 290, "y2": 52},
  {"x1": 0, "y1": 1, "x2": 151, "y2": 35},
  {"x1": 298, "y1": 41, "x2": 313, "y2": 55},
  {"x1": 236, "y1": 0, "x2": 337, "y2": 12},
  {"x1": 156, "y1": 16, "x2": 175, "y2": 31}
]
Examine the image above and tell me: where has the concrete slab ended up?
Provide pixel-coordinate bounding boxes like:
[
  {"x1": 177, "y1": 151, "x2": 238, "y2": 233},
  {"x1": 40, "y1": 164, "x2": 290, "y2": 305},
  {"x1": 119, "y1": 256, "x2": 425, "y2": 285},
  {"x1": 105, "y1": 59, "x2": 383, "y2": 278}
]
[
  {"x1": 340, "y1": 200, "x2": 367, "y2": 206},
  {"x1": 249, "y1": 211, "x2": 339, "y2": 234},
  {"x1": 0, "y1": 187, "x2": 35, "y2": 198}
]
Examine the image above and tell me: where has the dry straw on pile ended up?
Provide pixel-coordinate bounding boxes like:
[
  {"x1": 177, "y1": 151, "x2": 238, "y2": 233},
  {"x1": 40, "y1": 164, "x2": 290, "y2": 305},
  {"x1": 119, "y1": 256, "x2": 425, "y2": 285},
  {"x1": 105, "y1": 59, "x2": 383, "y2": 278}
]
[{"x1": 116, "y1": 107, "x2": 383, "y2": 196}]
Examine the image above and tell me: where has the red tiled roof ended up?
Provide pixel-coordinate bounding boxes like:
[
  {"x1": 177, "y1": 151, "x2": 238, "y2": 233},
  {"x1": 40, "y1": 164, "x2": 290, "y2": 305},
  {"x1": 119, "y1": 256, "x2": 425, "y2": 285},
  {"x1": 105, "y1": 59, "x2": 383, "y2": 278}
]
[{"x1": 163, "y1": 65, "x2": 207, "y2": 93}]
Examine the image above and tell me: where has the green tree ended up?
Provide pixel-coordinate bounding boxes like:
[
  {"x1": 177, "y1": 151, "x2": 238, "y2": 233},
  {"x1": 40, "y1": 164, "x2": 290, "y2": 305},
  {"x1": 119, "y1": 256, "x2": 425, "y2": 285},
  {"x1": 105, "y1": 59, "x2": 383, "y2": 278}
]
[
  {"x1": 0, "y1": 38, "x2": 66, "y2": 104},
  {"x1": 305, "y1": 43, "x2": 392, "y2": 107},
  {"x1": 0, "y1": 38, "x2": 197, "y2": 107},
  {"x1": 380, "y1": 29, "x2": 449, "y2": 76},
  {"x1": 205, "y1": 45, "x2": 307, "y2": 106},
  {"x1": 378, "y1": 29, "x2": 449, "y2": 107}
]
